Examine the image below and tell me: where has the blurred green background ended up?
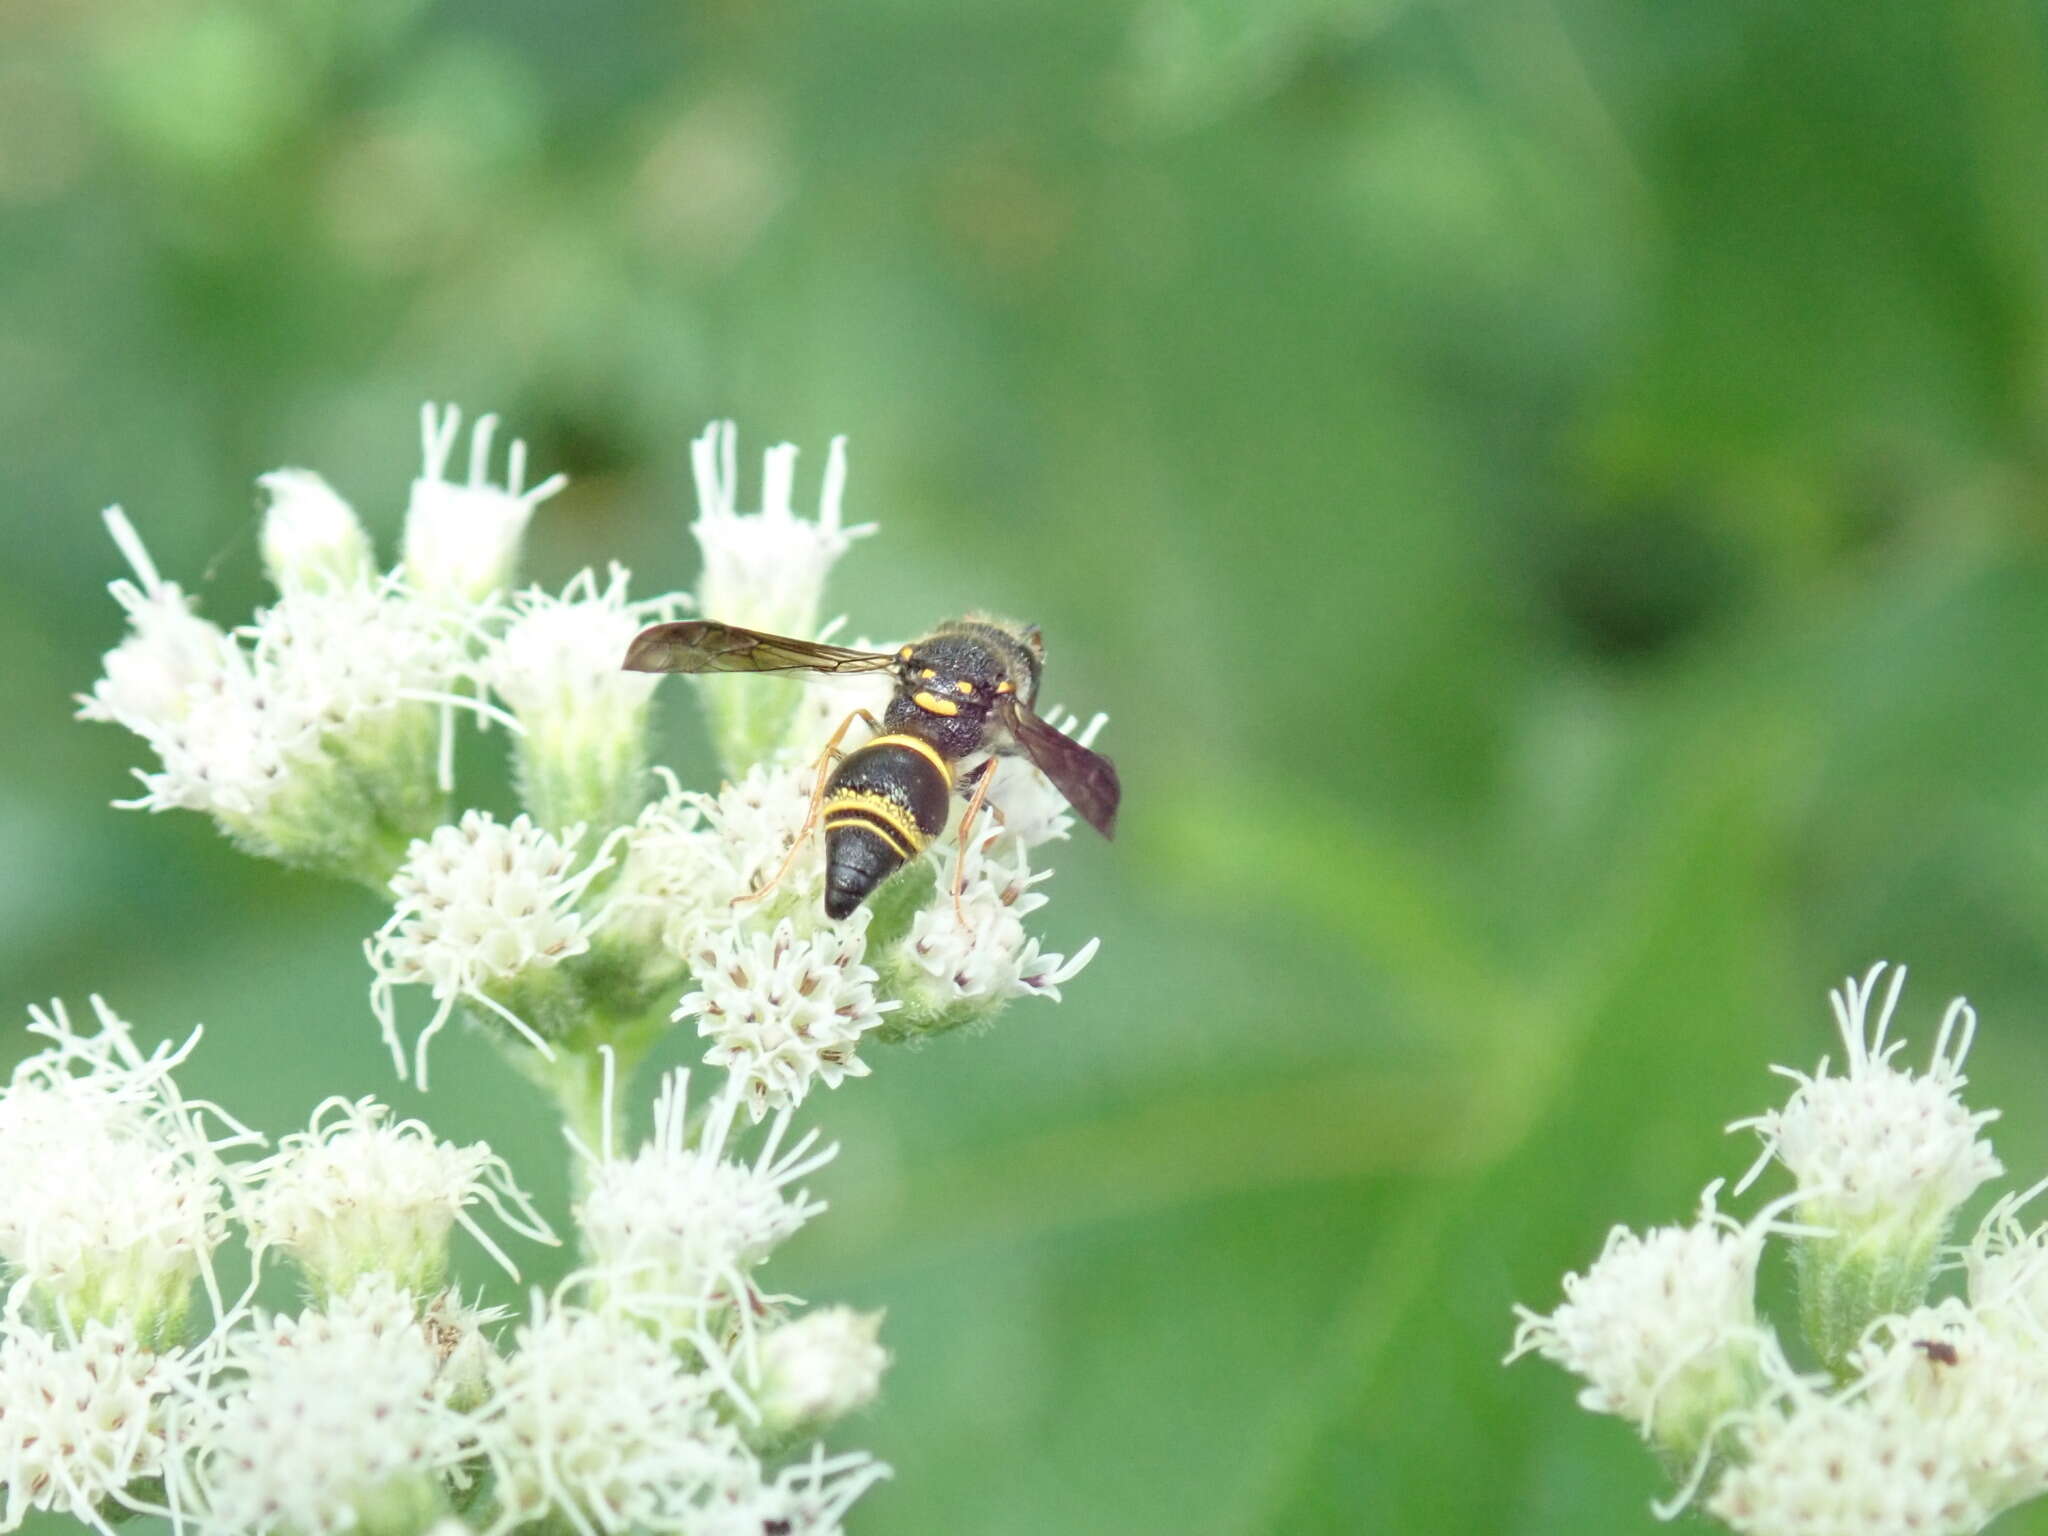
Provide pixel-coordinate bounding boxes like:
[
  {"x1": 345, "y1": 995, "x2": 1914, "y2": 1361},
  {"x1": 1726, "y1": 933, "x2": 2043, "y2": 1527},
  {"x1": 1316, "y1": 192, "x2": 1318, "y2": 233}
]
[{"x1": 10, "y1": 0, "x2": 2048, "y2": 1530}]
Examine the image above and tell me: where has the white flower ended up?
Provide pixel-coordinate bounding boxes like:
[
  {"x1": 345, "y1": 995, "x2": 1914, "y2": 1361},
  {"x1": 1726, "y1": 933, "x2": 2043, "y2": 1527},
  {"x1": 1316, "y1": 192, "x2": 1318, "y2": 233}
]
[
  {"x1": 403, "y1": 404, "x2": 565, "y2": 606},
  {"x1": 676, "y1": 915, "x2": 894, "y2": 1120},
  {"x1": 686, "y1": 421, "x2": 872, "y2": 768},
  {"x1": 1506, "y1": 1182, "x2": 1790, "y2": 1462},
  {"x1": 685, "y1": 762, "x2": 823, "y2": 920},
  {"x1": 0, "y1": 1000, "x2": 257, "y2": 1340},
  {"x1": 1698, "y1": 1299, "x2": 2048, "y2": 1532},
  {"x1": 1707, "y1": 1385, "x2": 1986, "y2": 1536},
  {"x1": 177, "y1": 1276, "x2": 470, "y2": 1536},
  {"x1": 482, "y1": 565, "x2": 675, "y2": 832},
  {"x1": 367, "y1": 811, "x2": 618, "y2": 1086},
  {"x1": 242, "y1": 1096, "x2": 555, "y2": 1299},
  {"x1": 0, "y1": 1317, "x2": 181, "y2": 1534},
  {"x1": 473, "y1": 1293, "x2": 750, "y2": 1535},
  {"x1": 979, "y1": 710, "x2": 1110, "y2": 851},
  {"x1": 754, "y1": 1307, "x2": 888, "y2": 1438},
  {"x1": 695, "y1": 1447, "x2": 890, "y2": 1536},
  {"x1": 597, "y1": 763, "x2": 819, "y2": 970},
  {"x1": 1732, "y1": 964, "x2": 2001, "y2": 1242},
  {"x1": 1964, "y1": 1180, "x2": 2048, "y2": 1346},
  {"x1": 689, "y1": 420, "x2": 871, "y2": 640},
  {"x1": 576, "y1": 1071, "x2": 831, "y2": 1336},
  {"x1": 1835, "y1": 1300, "x2": 2048, "y2": 1517},
  {"x1": 85, "y1": 508, "x2": 471, "y2": 877},
  {"x1": 886, "y1": 841, "x2": 1098, "y2": 1030},
  {"x1": 77, "y1": 508, "x2": 236, "y2": 736},
  {"x1": 258, "y1": 469, "x2": 375, "y2": 595},
  {"x1": 1730, "y1": 963, "x2": 2001, "y2": 1369}
]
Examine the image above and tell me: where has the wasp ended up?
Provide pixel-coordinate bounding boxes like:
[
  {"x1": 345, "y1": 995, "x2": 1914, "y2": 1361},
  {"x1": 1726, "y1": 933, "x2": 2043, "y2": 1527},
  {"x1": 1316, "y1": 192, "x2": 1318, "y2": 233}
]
[{"x1": 621, "y1": 616, "x2": 1119, "y2": 919}]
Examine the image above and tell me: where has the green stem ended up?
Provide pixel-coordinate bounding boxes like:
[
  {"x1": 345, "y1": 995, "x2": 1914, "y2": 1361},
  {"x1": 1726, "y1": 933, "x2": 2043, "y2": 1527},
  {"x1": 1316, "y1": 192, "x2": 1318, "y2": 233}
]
[{"x1": 500, "y1": 1018, "x2": 663, "y2": 1209}]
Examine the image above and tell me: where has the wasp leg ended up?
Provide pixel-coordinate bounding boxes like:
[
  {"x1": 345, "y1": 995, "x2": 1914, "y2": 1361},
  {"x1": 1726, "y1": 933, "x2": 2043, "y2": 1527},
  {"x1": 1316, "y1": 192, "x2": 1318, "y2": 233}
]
[
  {"x1": 950, "y1": 755, "x2": 999, "y2": 928},
  {"x1": 956, "y1": 757, "x2": 1010, "y2": 825},
  {"x1": 734, "y1": 708, "x2": 880, "y2": 907}
]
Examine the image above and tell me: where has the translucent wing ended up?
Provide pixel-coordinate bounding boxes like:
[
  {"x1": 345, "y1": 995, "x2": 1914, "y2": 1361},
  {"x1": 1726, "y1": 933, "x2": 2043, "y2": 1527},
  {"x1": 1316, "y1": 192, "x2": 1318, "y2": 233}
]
[
  {"x1": 998, "y1": 696, "x2": 1121, "y2": 839},
  {"x1": 622, "y1": 620, "x2": 899, "y2": 676}
]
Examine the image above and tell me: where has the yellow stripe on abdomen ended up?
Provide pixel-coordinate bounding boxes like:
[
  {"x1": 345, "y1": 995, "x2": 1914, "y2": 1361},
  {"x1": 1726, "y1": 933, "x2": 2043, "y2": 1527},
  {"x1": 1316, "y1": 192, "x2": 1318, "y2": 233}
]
[
  {"x1": 823, "y1": 788, "x2": 925, "y2": 857},
  {"x1": 860, "y1": 733, "x2": 954, "y2": 787}
]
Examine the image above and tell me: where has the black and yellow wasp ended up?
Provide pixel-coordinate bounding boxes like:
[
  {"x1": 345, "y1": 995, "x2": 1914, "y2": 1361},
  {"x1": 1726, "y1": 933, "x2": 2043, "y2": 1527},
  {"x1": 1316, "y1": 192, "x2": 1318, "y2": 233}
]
[{"x1": 622, "y1": 617, "x2": 1119, "y2": 919}]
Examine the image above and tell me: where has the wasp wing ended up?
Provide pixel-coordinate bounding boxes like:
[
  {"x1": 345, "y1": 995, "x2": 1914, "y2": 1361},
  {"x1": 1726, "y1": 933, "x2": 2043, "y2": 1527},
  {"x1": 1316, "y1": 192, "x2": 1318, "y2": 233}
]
[
  {"x1": 998, "y1": 696, "x2": 1120, "y2": 840},
  {"x1": 622, "y1": 620, "x2": 899, "y2": 676}
]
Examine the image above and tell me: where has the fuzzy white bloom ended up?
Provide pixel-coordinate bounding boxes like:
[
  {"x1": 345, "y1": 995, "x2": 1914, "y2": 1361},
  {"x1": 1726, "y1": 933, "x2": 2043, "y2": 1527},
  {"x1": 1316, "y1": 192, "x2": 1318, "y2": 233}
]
[
  {"x1": 676, "y1": 915, "x2": 894, "y2": 1120},
  {"x1": 178, "y1": 1276, "x2": 470, "y2": 1536},
  {"x1": 367, "y1": 812, "x2": 618, "y2": 1086},
  {"x1": 696, "y1": 1446, "x2": 891, "y2": 1536},
  {"x1": 689, "y1": 420, "x2": 871, "y2": 640},
  {"x1": 1698, "y1": 1297, "x2": 2048, "y2": 1531},
  {"x1": 78, "y1": 510, "x2": 236, "y2": 736},
  {"x1": 1965, "y1": 1181, "x2": 2048, "y2": 1346},
  {"x1": 258, "y1": 469, "x2": 375, "y2": 595},
  {"x1": 473, "y1": 1293, "x2": 751, "y2": 1535},
  {"x1": 887, "y1": 842, "x2": 1099, "y2": 1030},
  {"x1": 598, "y1": 763, "x2": 817, "y2": 971},
  {"x1": 0, "y1": 999, "x2": 257, "y2": 1340},
  {"x1": 1733, "y1": 964, "x2": 2001, "y2": 1240},
  {"x1": 687, "y1": 422, "x2": 873, "y2": 768},
  {"x1": 682, "y1": 762, "x2": 823, "y2": 920},
  {"x1": 576, "y1": 1071, "x2": 831, "y2": 1336},
  {"x1": 84, "y1": 508, "x2": 470, "y2": 876},
  {"x1": 754, "y1": 1307, "x2": 888, "y2": 1438},
  {"x1": 1731, "y1": 964, "x2": 2001, "y2": 1369},
  {"x1": 403, "y1": 404, "x2": 565, "y2": 606},
  {"x1": 589, "y1": 778, "x2": 718, "y2": 960},
  {"x1": 1507, "y1": 1182, "x2": 1792, "y2": 1462},
  {"x1": 1707, "y1": 1386, "x2": 1986, "y2": 1536},
  {"x1": 242, "y1": 1096, "x2": 555, "y2": 1298},
  {"x1": 0, "y1": 1317, "x2": 181, "y2": 1534},
  {"x1": 483, "y1": 565, "x2": 674, "y2": 833},
  {"x1": 1831, "y1": 1300, "x2": 2048, "y2": 1517}
]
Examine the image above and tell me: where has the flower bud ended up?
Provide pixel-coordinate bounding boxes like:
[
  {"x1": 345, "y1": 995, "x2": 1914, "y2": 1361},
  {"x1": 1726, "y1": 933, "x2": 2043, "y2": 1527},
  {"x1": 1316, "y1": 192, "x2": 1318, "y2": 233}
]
[
  {"x1": 1508, "y1": 1182, "x2": 1785, "y2": 1466},
  {"x1": 1730, "y1": 964, "x2": 2001, "y2": 1373},
  {"x1": 0, "y1": 999, "x2": 255, "y2": 1346},
  {"x1": 686, "y1": 421, "x2": 871, "y2": 770},
  {"x1": 484, "y1": 566, "x2": 670, "y2": 833},
  {"x1": 242, "y1": 1096, "x2": 554, "y2": 1301},
  {"x1": 754, "y1": 1306, "x2": 888, "y2": 1441},
  {"x1": 575, "y1": 1072, "x2": 829, "y2": 1334},
  {"x1": 403, "y1": 404, "x2": 564, "y2": 607},
  {"x1": 258, "y1": 469, "x2": 375, "y2": 595}
]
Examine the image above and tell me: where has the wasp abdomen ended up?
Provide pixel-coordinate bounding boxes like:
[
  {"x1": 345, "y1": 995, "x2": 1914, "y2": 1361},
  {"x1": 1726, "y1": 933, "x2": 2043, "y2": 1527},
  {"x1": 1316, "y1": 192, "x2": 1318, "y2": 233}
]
[{"x1": 821, "y1": 735, "x2": 952, "y2": 919}]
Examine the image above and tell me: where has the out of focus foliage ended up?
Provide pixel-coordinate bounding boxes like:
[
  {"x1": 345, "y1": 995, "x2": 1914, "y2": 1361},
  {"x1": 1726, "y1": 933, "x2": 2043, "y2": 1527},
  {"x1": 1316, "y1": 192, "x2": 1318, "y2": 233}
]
[{"x1": 9, "y1": 0, "x2": 2048, "y2": 1531}]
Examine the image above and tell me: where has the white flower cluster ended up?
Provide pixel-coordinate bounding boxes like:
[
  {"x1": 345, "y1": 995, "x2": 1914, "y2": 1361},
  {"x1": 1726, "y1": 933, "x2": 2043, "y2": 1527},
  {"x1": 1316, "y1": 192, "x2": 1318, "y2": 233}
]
[
  {"x1": 67, "y1": 404, "x2": 1115, "y2": 1536},
  {"x1": 0, "y1": 1006, "x2": 885, "y2": 1536},
  {"x1": 1509, "y1": 964, "x2": 2048, "y2": 1535},
  {"x1": 77, "y1": 408, "x2": 547, "y2": 882},
  {"x1": 86, "y1": 407, "x2": 1101, "y2": 1109},
  {"x1": 0, "y1": 998, "x2": 256, "y2": 1344}
]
